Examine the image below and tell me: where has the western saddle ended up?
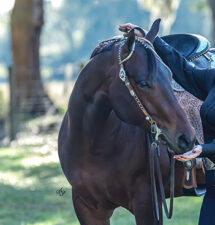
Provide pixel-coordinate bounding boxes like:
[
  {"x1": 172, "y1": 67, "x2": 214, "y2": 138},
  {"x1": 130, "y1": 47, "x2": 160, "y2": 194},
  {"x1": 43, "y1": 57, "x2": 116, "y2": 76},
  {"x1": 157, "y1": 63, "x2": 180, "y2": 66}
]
[{"x1": 162, "y1": 33, "x2": 211, "y2": 61}]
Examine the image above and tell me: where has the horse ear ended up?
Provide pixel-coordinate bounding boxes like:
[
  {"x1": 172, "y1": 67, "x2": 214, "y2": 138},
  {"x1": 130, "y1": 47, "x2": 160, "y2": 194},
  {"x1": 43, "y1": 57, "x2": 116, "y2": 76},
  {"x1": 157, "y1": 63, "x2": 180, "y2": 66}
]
[
  {"x1": 122, "y1": 29, "x2": 135, "y2": 53},
  {"x1": 145, "y1": 18, "x2": 161, "y2": 43}
]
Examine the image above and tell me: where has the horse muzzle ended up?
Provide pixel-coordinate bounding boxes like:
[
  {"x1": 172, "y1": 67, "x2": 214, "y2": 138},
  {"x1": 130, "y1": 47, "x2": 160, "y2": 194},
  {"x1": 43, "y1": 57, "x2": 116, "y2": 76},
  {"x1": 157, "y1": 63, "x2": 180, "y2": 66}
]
[{"x1": 161, "y1": 129, "x2": 196, "y2": 154}]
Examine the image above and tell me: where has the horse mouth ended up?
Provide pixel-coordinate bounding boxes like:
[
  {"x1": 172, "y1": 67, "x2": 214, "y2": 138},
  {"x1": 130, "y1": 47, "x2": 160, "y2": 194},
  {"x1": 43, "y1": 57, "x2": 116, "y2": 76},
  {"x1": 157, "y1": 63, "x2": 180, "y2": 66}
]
[{"x1": 160, "y1": 129, "x2": 194, "y2": 155}]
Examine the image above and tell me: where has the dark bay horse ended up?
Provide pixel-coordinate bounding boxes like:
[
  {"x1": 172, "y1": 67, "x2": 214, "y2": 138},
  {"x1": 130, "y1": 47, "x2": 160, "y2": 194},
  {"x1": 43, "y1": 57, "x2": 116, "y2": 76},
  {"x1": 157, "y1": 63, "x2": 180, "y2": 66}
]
[{"x1": 58, "y1": 20, "x2": 195, "y2": 225}]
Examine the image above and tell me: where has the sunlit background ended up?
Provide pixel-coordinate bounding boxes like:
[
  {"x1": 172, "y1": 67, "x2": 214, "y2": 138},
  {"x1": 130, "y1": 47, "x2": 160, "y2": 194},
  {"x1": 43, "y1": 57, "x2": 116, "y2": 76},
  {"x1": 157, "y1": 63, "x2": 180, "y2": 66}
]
[
  {"x1": 0, "y1": 0, "x2": 212, "y2": 83},
  {"x1": 0, "y1": 0, "x2": 15, "y2": 14},
  {"x1": 0, "y1": 0, "x2": 213, "y2": 224},
  {"x1": 0, "y1": 0, "x2": 64, "y2": 14}
]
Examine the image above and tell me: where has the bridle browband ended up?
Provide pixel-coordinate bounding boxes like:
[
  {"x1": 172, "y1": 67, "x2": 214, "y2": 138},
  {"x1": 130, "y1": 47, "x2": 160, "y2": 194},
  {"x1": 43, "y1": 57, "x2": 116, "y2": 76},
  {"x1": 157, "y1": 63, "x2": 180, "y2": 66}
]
[
  {"x1": 118, "y1": 36, "x2": 162, "y2": 141},
  {"x1": 118, "y1": 36, "x2": 175, "y2": 224}
]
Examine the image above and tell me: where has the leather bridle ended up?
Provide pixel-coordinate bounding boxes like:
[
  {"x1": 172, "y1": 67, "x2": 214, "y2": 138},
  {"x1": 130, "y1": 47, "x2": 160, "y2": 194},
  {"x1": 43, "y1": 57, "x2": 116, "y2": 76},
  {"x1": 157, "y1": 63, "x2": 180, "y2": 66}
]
[
  {"x1": 118, "y1": 37, "x2": 162, "y2": 141},
  {"x1": 118, "y1": 36, "x2": 175, "y2": 224}
]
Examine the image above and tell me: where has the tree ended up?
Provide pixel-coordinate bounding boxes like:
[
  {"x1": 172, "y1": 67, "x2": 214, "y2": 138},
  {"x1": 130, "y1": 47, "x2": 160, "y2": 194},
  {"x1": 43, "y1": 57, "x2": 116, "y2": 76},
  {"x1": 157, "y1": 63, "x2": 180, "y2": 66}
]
[
  {"x1": 208, "y1": 0, "x2": 215, "y2": 42},
  {"x1": 138, "y1": 0, "x2": 181, "y2": 35},
  {"x1": 41, "y1": 0, "x2": 150, "y2": 68},
  {"x1": 10, "y1": 0, "x2": 54, "y2": 116}
]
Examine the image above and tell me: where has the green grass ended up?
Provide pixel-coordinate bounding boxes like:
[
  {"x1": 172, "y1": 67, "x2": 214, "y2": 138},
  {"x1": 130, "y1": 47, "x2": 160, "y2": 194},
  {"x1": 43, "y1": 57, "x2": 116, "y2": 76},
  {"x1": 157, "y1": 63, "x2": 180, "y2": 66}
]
[{"x1": 0, "y1": 145, "x2": 203, "y2": 225}]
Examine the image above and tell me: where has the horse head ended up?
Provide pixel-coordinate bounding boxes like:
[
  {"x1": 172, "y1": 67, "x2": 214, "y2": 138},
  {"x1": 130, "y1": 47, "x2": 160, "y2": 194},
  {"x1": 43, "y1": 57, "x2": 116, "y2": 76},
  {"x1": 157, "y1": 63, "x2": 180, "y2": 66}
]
[{"x1": 108, "y1": 19, "x2": 195, "y2": 154}]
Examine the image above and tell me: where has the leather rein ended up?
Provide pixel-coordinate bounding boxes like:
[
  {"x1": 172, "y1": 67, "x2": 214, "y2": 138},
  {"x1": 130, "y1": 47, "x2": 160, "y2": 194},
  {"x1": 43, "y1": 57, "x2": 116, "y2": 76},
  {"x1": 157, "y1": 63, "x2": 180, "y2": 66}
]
[{"x1": 118, "y1": 37, "x2": 175, "y2": 224}]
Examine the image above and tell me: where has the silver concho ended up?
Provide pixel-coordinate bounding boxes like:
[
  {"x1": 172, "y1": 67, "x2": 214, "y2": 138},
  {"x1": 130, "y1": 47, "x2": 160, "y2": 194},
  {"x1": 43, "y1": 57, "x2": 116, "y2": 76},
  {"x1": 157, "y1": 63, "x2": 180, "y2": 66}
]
[
  {"x1": 171, "y1": 79, "x2": 185, "y2": 92},
  {"x1": 119, "y1": 67, "x2": 126, "y2": 81},
  {"x1": 130, "y1": 90, "x2": 135, "y2": 96}
]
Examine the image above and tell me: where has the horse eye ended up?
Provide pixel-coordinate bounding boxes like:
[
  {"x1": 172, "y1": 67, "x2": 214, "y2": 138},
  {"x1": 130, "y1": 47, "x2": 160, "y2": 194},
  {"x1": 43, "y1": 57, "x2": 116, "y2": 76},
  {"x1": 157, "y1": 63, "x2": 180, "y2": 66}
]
[{"x1": 137, "y1": 80, "x2": 150, "y2": 89}]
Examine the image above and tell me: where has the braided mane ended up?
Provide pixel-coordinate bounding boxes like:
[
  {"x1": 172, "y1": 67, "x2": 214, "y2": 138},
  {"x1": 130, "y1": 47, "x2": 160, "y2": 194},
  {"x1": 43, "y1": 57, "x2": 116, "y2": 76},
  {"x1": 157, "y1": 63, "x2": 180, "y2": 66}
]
[
  {"x1": 90, "y1": 36, "x2": 154, "y2": 59},
  {"x1": 90, "y1": 36, "x2": 124, "y2": 59}
]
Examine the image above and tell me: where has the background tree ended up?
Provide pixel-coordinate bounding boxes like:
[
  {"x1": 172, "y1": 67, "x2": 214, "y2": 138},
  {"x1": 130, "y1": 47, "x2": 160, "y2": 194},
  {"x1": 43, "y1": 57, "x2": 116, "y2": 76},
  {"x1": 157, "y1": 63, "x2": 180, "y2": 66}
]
[
  {"x1": 41, "y1": 0, "x2": 150, "y2": 69},
  {"x1": 138, "y1": 0, "x2": 181, "y2": 35},
  {"x1": 208, "y1": 0, "x2": 215, "y2": 42},
  {"x1": 10, "y1": 0, "x2": 54, "y2": 116}
]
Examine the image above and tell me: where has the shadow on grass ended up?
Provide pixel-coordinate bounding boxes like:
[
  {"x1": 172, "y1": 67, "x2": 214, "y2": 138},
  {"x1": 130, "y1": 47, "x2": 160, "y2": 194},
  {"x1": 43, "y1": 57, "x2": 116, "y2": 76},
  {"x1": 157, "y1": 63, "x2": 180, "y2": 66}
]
[
  {"x1": 0, "y1": 153, "x2": 30, "y2": 172},
  {"x1": 0, "y1": 147, "x2": 202, "y2": 225},
  {"x1": 0, "y1": 183, "x2": 77, "y2": 225},
  {"x1": 24, "y1": 163, "x2": 62, "y2": 181},
  {"x1": 0, "y1": 147, "x2": 64, "y2": 187}
]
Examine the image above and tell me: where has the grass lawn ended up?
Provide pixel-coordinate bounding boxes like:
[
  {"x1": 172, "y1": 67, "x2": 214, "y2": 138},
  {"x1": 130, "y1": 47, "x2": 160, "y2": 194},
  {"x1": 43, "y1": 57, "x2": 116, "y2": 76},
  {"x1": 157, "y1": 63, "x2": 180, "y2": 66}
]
[{"x1": 0, "y1": 141, "x2": 203, "y2": 225}]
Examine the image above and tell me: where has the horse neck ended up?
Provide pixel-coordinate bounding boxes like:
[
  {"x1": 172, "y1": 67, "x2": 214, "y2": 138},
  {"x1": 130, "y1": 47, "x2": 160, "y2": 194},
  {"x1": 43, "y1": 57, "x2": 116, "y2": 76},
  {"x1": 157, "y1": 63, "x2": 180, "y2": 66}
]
[
  {"x1": 68, "y1": 47, "x2": 118, "y2": 135},
  {"x1": 66, "y1": 46, "x2": 151, "y2": 159}
]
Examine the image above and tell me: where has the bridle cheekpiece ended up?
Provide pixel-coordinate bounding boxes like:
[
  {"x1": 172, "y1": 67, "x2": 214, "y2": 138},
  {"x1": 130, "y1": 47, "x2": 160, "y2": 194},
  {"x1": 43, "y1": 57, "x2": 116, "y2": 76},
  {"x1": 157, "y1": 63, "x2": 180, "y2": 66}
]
[
  {"x1": 118, "y1": 35, "x2": 175, "y2": 224},
  {"x1": 118, "y1": 37, "x2": 162, "y2": 141}
]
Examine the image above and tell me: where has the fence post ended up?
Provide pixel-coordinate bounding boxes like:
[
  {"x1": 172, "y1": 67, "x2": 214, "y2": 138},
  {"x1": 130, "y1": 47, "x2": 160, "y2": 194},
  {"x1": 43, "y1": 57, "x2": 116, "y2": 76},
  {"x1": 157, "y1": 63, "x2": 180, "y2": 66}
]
[{"x1": 8, "y1": 66, "x2": 16, "y2": 141}]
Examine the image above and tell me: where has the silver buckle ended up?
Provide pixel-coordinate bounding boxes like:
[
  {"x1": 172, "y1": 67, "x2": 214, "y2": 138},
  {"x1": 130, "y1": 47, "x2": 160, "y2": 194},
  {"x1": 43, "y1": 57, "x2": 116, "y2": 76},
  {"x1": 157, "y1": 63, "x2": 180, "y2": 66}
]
[{"x1": 151, "y1": 123, "x2": 162, "y2": 141}]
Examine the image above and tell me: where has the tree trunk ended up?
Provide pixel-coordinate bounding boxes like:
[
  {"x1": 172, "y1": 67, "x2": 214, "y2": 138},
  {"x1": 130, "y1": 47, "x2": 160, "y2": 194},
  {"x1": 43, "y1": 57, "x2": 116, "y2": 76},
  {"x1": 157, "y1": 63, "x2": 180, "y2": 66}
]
[
  {"x1": 10, "y1": 0, "x2": 54, "y2": 116},
  {"x1": 208, "y1": 0, "x2": 215, "y2": 44}
]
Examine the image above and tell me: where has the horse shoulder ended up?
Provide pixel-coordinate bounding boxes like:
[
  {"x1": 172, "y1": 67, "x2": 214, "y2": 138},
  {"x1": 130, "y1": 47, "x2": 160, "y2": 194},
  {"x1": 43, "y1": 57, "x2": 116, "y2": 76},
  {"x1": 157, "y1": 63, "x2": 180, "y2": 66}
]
[{"x1": 82, "y1": 90, "x2": 112, "y2": 135}]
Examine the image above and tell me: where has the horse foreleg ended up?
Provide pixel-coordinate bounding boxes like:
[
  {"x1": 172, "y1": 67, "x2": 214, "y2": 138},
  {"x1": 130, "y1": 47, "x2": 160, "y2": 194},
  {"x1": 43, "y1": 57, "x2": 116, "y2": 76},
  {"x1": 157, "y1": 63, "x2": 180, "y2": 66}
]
[
  {"x1": 72, "y1": 190, "x2": 113, "y2": 225},
  {"x1": 132, "y1": 187, "x2": 162, "y2": 225}
]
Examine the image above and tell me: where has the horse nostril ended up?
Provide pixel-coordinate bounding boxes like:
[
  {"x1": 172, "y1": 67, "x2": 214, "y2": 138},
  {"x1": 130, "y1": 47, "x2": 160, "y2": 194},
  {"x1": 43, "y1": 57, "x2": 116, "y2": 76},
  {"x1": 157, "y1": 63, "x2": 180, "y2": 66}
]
[{"x1": 177, "y1": 134, "x2": 192, "y2": 151}]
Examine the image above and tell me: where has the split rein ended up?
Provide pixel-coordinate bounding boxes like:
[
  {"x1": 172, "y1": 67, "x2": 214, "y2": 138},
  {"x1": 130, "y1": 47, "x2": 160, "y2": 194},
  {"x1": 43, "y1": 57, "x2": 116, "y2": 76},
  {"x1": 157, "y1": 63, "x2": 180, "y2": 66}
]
[{"x1": 118, "y1": 37, "x2": 175, "y2": 224}]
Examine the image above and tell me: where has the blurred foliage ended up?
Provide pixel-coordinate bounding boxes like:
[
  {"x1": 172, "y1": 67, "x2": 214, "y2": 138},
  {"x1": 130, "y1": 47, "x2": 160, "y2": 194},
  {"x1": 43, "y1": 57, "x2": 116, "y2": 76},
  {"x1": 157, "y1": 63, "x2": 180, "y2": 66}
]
[
  {"x1": 190, "y1": 0, "x2": 209, "y2": 12},
  {"x1": 41, "y1": 0, "x2": 150, "y2": 68},
  {"x1": 0, "y1": 17, "x2": 11, "y2": 66},
  {"x1": 0, "y1": 90, "x2": 7, "y2": 118},
  {"x1": 0, "y1": 0, "x2": 213, "y2": 81},
  {"x1": 143, "y1": 0, "x2": 180, "y2": 13},
  {"x1": 141, "y1": 0, "x2": 181, "y2": 35},
  {"x1": 40, "y1": 0, "x2": 212, "y2": 77}
]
